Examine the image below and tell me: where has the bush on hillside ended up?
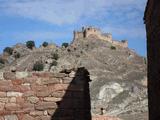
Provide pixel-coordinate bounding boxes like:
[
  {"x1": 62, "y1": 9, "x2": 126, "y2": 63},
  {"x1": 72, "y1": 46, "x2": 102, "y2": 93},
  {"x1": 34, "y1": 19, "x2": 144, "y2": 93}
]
[
  {"x1": 33, "y1": 62, "x2": 44, "y2": 71},
  {"x1": 26, "y1": 41, "x2": 35, "y2": 49},
  {"x1": 3, "y1": 47, "x2": 13, "y2": 55},
  {"x1": 42, "y1": 42, "x2": 49, "y2": 47},
  {"x1": 110, "y1": 46, "x2": 116, "y2": 50},
  {"x1": 62, "y1": 43, "x2": 69, "y2": 48}
]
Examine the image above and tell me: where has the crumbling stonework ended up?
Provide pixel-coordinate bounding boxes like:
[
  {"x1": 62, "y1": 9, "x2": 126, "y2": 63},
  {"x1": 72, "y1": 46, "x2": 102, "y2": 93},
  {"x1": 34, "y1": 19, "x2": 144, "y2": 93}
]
[{"x1": 73, "y1": 27, "x2": 128, "y2": 48}]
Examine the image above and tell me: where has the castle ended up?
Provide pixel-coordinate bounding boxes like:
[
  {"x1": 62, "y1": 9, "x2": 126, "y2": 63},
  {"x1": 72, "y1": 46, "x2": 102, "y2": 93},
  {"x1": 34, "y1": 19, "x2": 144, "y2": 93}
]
[{"x1": 73, "y1": 26, "x2": 128, "y2": 48}]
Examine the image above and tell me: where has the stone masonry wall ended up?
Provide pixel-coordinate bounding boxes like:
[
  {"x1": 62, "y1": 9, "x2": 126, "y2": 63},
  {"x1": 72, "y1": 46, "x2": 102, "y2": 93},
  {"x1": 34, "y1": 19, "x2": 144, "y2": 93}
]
[
  {"x1": 0, "y1": 69, "x2": 121, "y2": 120},
  {"x1": 0, "y1": 68, "x2": 92, "y2": 120}
]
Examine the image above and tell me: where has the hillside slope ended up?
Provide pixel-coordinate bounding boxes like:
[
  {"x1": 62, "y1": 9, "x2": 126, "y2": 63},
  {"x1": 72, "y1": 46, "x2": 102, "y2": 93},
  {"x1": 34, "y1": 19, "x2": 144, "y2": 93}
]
[{"x1": 0, "y1": 29, "x2": 147, "y2": 119}]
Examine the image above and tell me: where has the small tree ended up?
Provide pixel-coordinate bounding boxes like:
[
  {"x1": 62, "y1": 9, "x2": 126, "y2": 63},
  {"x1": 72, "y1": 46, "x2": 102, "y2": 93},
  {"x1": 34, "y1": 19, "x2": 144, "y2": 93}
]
[
  {"x1": 33, "y1": 62, "x2": 44, "y2": 71},
  {"x1": 42, "y1": 42, "x2": 49, "y2": 47},
  {"x1": 3, "y1": 47, "x2": 13, "y2": 55},
  {"x1": 26, "y1": 41, "x2": 35, "y2": 49},
  {"x1": 110, "y1": 46, "x2": 116, "y2": 50},
  {"x1": 51, "y1": 53, "x2": 59, "y2": 60},
  {"x1": 62, "y1": 43, "x2": 69, "y2": 48}
]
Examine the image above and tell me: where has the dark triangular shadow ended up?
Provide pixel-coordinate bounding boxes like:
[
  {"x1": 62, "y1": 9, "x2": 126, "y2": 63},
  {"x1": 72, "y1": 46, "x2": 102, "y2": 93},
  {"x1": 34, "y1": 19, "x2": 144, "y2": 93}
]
[{"x1": 51, "y1": 67, "x2": 92, "y2": 120}]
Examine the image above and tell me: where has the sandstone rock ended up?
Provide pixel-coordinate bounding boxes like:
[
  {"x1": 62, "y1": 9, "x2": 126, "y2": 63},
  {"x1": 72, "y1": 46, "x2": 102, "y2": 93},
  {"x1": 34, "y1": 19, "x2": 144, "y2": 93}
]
[
  {"x1": 27, "y1": 96, "x2": 39, "y2": 104},
  {"x1": 5, "y1": 103, "x2": 21, "y2": 111},
  {"x1": 22, "y1": 115, "x2": 34, "y2": 120},
  {"x1": 16, "y1": 72, "x2": 29, "y2": 79},
  {"x1": 0, "y1": 103, "x2": 5, "y2": 111},
  {"x1": 0, "y1": 98, "x2": 8, "y2": 103},
  {"x1": 4, "y1": 115, "x2": 18, "y2": 120},
  {"x1": 0, "y1": 92, "x2": 6, "y2": 97},
  {"x1": 35, "y1": 102, "x2": 57, "y2": 110},
  {"x1": 7, "y1": 92, "x2": 23, "y2": 97},
  {"x1": 9, "y1": 97, "x2": 16, "y2": 103},
  {"x1": 29, "y1": 111, "x2": 44, "y2": 116},
  {"x1": 43, "y1": 97, "x2": 62, "y2": 102}
]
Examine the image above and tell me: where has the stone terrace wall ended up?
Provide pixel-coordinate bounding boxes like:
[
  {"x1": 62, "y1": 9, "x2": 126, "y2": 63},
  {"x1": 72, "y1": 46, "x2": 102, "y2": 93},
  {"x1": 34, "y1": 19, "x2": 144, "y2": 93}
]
[
  {"x1": 0, "y1": 69, "x2": 121, "y2": 120},
  {"x1": 0, "y1": 68, "x2": 92, "y2": 120}
]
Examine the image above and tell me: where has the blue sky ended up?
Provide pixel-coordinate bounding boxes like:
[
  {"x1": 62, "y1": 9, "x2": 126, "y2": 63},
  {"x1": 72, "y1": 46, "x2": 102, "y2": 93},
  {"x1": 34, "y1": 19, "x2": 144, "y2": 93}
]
[{"x1": 0, "y1": 0, "x2": 147, "y2": 56}]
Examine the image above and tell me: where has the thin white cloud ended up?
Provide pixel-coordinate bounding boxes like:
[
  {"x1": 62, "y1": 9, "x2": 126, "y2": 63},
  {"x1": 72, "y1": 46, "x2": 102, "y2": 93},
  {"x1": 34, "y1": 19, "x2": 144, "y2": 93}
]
[{"x1": 0, "y1": 0, "x2": 147, "y2": 25}]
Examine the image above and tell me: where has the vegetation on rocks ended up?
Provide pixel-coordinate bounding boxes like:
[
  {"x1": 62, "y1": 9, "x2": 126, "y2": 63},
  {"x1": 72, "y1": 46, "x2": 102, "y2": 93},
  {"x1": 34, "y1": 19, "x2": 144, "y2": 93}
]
[
  {"x1": 110, "y1": 46, "x2": 116, "y2": 50},
  {"x1": 3, "y1": 47, "x2": 13, "y2": 55},
  {"x1": 62, "y1": 43, "x2": 69, "y2": 48},
  {"x1": 42, "y1": 42, "x2": 49, "y2": 47},
  {"x1": 26, "y1": 40, "x2": 35, "y2": 49}
]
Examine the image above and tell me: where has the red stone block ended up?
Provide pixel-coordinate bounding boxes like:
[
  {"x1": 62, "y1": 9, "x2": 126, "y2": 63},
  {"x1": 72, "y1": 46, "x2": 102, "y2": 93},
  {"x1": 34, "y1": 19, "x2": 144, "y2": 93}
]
[
  {"x1": 35, "y1": 102, "x2": 57, "y2": 110},
  {"x1": 0, "y1": 80, "x2": 12, "y2": 86},
  {"x1": 5, "y1": 103, "x2": 21, "y2": 111},
  {"x1": 12, "y1": 79, "x2": 23, "y2": 85}
]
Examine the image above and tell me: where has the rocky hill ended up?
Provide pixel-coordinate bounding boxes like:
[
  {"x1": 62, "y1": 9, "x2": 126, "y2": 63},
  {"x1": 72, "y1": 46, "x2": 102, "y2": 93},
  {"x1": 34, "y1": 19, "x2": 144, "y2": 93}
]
[{"x1": 0, "y1": 27, "x2": 148, "y2": 120}]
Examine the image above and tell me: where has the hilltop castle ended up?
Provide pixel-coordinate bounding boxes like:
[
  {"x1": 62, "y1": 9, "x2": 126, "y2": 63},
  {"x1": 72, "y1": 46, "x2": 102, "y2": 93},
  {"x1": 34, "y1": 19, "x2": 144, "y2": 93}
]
[{"x1": 73, "y1": 26, "x2": 128, "y2": 48}]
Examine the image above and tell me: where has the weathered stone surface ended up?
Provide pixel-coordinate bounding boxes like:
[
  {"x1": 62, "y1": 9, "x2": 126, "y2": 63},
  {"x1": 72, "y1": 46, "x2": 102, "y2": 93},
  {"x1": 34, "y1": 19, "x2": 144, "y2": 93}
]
[
  {"x1": 0, "y1": 80, "x2": 12, "y2": 86},
  {"x1": 36, "y1": 78, "x2": 60, "y2": 85},
  {"x1": 44, "y1": 97, "x2": 62, "y2": 102},
  {"x1": 21, "y1": 102, "x2": 35, "y2": 111},
  {"x1": 22, "y1": 114, "x2": 34, "y2": 120},
  {"x1": 0, "y1": 92, "x2": 6, "y2": 97},
  {"x1": 0, "y1": 72, "x2": 4, "y2": 80},
  {"x1": 29, "y1": 111, "x2": 43, "y2": 116},
  {"x1": 35, "y1": 102, "x2": 57, "y2": 110},
  {"x1": 9, "y1": 97, "x2": 16, "y2": 103},
  {"x1": 5, "y1": 103, "x2": 21, "y2": 111},
  {"x1": 3, "y1": 72, "x2": 16, "y2": 80},
  {"x1": 4, "y1": 115, "x2": 18, "y2": 120},
  {"x1": 0, "y1": 98, "x2": 8, "y2": 103},
  {"x1": 92, "y1": 116, "x2": 121, "y2": 120},
  {"x1": 27, "y1": 96, "x2": 39, "y2": 103},
  {"x1": 16, "y1": 72, "x2": 29, "y2": 79},
  {"x1": 7, "y1": 92, "x2": 23, "y2": 97},
  {"x1": 12, "y1": 79, "x2": 23, "y2": 85},
  {"x1": 0, "y1": 103, "x2": 5, "y2": 111}
]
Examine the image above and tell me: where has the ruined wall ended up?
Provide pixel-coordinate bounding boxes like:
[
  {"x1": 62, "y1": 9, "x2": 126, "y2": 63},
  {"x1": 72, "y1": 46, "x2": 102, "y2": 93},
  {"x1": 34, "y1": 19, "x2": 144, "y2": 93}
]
[
  {"x1": 0, "y1": 68, "x2": 92, "y2": 120},
  {"x1": 73, "y1": 27, "x2": 128, "y2": 48}
]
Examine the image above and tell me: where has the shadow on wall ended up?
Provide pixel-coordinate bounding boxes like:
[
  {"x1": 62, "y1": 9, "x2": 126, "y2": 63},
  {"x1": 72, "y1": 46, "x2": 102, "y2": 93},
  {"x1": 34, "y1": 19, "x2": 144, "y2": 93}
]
[{"x1": 51, "y1": 67, "x2": 92, "y2": 120}]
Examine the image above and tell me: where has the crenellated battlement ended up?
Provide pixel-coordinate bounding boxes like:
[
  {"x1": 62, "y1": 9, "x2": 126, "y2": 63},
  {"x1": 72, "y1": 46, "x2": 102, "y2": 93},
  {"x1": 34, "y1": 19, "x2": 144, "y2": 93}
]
[{"x1": 73, "y1": 26, "x2": 128, "y2": 48}]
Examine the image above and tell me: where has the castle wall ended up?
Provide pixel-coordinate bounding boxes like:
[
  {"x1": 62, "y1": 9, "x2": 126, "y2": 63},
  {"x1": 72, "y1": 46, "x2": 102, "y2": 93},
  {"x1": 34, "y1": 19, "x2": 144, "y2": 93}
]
[
  {"x1": 74, "y1": 31, "x2": 84, "y2": 40},
  {"x1": 73, "y1": 27, "x2": 128, "y2": 48},
  {"x1": 111, "y1": 40, "x2": 128, "y2": 48}
]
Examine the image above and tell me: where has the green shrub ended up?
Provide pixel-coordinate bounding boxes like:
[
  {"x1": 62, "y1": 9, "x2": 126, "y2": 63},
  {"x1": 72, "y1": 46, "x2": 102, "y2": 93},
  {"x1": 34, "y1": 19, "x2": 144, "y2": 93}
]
[
  {"x1": 42, "y1": 42, "x2": 49, "y2": 47},
  {"x1": 51, "y1": 53, "x2": 59, "y2": 60},
  {"x1": 51, "y1": 60, "x2": 58, "y2": 66},
  {"x1": 3, "y1": 47, "x2": 13, "y2": 55},
  {"x1": 0, "y1": 58, "x2": 5, "y2": 64},
  {"x1": 33, "y1": 62, "x2": 44, "y2": 71},
  {"x1": 26, "y1": 41, "x2": 35, "y2": 49},
  {"x1": 110, "y1": 46, "x2": 116, "y2": 50},
  {"x1": 62, "y1": 43, "x2": 69, "y2": 48}
]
